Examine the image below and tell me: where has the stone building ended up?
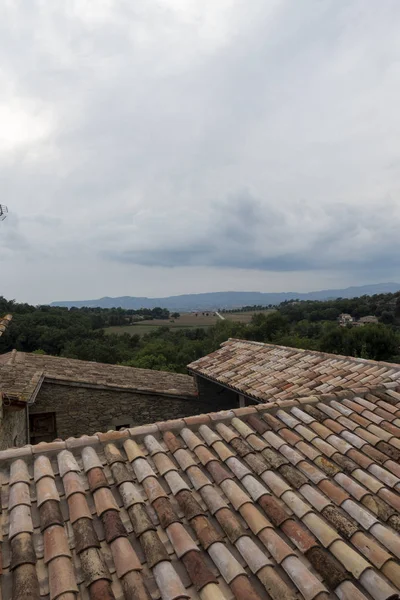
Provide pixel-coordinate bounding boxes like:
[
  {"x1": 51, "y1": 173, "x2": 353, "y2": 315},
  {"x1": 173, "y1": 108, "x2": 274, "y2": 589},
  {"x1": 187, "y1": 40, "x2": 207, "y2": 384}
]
[
  {"x1": 0, "y1": 315, "x2": 27, "y2": 449},
  {"x1": 0, "y1": 350, "x2": 213, "y2": 448}
]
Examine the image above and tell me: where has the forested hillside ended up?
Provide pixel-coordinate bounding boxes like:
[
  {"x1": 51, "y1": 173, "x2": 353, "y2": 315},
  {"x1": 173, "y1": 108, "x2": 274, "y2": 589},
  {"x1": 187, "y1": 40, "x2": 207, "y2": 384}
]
[{"x1": 1, "y1": 292, "x2": 400, "y2": 373}]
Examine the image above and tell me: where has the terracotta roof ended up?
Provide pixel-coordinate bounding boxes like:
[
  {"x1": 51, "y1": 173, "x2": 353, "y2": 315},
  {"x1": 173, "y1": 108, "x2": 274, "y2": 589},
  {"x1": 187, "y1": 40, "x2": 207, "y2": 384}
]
[
  {"x1": 1, "y1": 388, "x2": 400, "y2": 599},
  {"x1": 0, "y1": 314, "x2": 12, "y2": 337},
  {"x1": 188, "y1": 339, "x2": 400, "y2": 403},
  {"x1": 0, "y1": 351, "x2": 196, "y2": 400}
]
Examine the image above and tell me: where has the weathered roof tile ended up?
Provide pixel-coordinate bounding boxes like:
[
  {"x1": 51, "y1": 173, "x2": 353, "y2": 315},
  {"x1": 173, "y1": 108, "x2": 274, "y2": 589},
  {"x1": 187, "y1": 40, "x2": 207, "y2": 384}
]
[
  {"x1": 34, "y1": 455, "x2": 55, "y2": 482},
  {"x1": 68, "y1": 492, "x2": 93, "y2": 524},
  {"x1": 62, "y1": 471, "x2": 86, "y2": 498},
  {"x1": 9, "y1": 505, "x2": 34, "y2": 540},
  {"x1": 93, "y1": 487, "x2": 119, "y2": 516},
  {"x1": 1, "y1": 348, "x2": 196, "y2": 402},
  {"x1": 48, "y1": 555, "x2": 79, "y2": 599},
  {"x1": 110, "y1": 536, "x2": 142, "y2": 577},
  {"x1": 281, "y1": 555, "x2": 328, "y2": 600},
  {"x1": 8, "y1": 481, "x2": 31, "y2": 510},
  {"x1": 166, "y1": 522, "x2": 199, "y2": 558},
  {"x1": 9, "y1": 459, "x2": 30, "y2": 486},
  {"x1": 43, "y1": 524, "x2": 71, "y2": 563},
  {"x1": 302, "y1": 513, "x2": 341, "y2": 548},
  {"x1": 4, "y1": 354, "x2": 400, "y2": 600},
  {"x1": 153, "y1": 560, "x2": 190, "y2": 599},
  {"x1": 36, "y1": 476, "x2": 60, "y2": 507},
  {"x1": 359, "y1": 568, "x2": 398, "y2": 600}
]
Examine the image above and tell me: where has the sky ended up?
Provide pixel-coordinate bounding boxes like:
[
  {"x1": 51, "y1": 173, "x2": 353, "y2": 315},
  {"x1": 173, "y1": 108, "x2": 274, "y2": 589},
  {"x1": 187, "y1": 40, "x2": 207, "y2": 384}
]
[{"x1": 1, "y1": 0, "x2": 400, "y2": 304}]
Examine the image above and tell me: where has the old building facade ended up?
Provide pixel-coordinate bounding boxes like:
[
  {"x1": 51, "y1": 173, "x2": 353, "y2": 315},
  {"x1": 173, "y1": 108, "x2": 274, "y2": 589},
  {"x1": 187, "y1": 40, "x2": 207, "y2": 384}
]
[
  {"x1": 0, "y1": 350, "x2": 220, "y2": 448},
  {"x1": 0, "y1": 315, "x2": 28, "y2": 448},
  {"x1": 29, "y1": 380, "x2": 213, "y2": 442}
]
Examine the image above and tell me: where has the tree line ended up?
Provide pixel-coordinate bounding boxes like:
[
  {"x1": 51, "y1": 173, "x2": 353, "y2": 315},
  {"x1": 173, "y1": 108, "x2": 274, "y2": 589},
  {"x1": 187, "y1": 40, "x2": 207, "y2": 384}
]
[{"x1": 1, "y1": 292, "x2": 400, "y2": 373}]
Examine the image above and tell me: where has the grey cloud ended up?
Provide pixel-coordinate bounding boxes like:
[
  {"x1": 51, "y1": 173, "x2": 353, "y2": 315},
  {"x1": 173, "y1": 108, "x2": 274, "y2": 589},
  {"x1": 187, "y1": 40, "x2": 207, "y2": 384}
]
[
  {"x1": 104, "y1": 191, "x2": 400, "y2": 273},
  {"x1": 1, "y1": 1, "x2": 400, "y2": 302},
  {"x1": 0, "y1": 213, "x2": 30, "y2": 254}
]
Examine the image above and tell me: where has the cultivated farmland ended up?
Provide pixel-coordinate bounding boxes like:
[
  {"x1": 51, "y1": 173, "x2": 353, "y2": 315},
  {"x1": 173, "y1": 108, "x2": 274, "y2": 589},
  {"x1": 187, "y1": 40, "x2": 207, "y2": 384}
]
[
  {"x1": 104, "y1": 309, "x2": 275, "y2": 336},
  {"x1": 223, "y1": 309, "x2": 276, "y2": 323},
  {"x1": 105, "y1": 311, "x2": 219, "y2": 336}
]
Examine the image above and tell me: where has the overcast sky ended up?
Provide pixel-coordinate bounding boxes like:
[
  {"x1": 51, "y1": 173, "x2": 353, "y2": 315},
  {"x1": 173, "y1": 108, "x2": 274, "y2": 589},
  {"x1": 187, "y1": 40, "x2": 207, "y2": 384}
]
[{"x1": 1, "y1": 1, "x2": 400, "y2": 304}]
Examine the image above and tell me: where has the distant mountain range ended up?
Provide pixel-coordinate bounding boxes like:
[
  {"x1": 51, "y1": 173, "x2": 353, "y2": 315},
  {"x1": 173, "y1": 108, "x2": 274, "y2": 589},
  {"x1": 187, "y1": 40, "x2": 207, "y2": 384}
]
[{"x1": 51, "y1": 282, "x2": 400, "y2": 311}]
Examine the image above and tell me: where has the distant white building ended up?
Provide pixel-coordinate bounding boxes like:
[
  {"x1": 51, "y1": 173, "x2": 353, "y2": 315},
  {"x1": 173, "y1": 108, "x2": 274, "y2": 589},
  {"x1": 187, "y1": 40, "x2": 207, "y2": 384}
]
[{"x1": 338, "y1": 313, "x2": 354, "y2": 326}]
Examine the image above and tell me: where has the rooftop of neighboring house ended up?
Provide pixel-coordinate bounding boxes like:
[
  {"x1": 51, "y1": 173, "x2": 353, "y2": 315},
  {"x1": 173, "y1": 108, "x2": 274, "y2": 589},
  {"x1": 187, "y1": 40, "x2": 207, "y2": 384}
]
[
  {"x1": 1, "y1": 385, "x2": 400, "y2": 600},
  {"x1": 359, "y1": 316, "x2": 379, "y2": 324},
  {"x1": 188, "y1": 339, "x2": 400, "y2": 404},
  {"x1": 0, "y1": 350, "x2": 197, "y2": 403},
  {"x1": 0, "y1": 313, "x2": 12, "y2": 337}
]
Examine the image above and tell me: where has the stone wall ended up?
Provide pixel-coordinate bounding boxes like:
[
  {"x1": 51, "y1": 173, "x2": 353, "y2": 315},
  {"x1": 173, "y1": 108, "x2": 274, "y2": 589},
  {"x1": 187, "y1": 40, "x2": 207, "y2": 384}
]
[
  {"x1": 29, "y1": 382, "x2": 222, "y2": 440},
  {"x1": 194, "y1": 376, "x2": 239, "y2": 408},
  {"x1": 0, "y1": 403, "x2": 27, "y2": 450}
]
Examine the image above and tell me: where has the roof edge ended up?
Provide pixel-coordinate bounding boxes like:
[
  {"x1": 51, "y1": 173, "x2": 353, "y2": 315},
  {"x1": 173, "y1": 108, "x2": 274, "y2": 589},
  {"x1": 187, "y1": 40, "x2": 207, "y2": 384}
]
[
  {"x1": 188, "y1": 337, "x2": 400, "y2": 373},
  {"x1": 219, "y1": 338, "x2": 400, "y2": 370},
  {"x1": 0, "y1": 384, "x2": 394, "y2": 462},
  {"x1": 188, "y1": 366, "x2": 399, "y2": 404},
  {"x1": 42, "y1": 375, "x2": 198, "y2": 399}
]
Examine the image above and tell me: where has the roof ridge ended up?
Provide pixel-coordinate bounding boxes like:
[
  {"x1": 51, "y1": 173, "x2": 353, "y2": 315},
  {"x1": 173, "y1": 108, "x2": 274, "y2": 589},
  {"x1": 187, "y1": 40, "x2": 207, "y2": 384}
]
[
  {"x1": 223, "y1": 338, "x2": 400, "y2": 370},
  {"x1": 1, "y1": 385, "x2": 392, "y2": 461}
]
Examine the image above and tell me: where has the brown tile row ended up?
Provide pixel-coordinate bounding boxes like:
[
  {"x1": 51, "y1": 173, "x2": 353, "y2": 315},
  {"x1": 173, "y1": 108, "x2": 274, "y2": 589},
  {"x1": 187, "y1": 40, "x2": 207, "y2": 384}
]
[
  {"x1": 107, "y1": 439, "x2": 224, "y2": 600},
  {"x1": 160, "y1": 430, "x2": 329, "y2": 600},
  {"x1": 184, "y1": 420, "x2": 399, "y2": 600}
]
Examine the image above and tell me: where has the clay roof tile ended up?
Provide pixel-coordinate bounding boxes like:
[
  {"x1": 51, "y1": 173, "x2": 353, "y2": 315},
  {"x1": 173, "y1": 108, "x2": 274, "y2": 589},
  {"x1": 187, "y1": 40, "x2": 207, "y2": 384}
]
[{"x1": 4, "y1": 343, "x2": 400, "y2": 600}]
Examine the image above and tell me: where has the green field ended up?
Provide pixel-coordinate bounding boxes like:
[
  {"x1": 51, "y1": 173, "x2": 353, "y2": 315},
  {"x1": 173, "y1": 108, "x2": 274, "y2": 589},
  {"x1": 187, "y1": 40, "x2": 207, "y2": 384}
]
[
  {"x1": 224, "y1": 309, "x2": 276, "y2": 323},
  {"x1": 105, "y1": 312, "x2": 218, "y2": 336},
  {"x1": 104, "y1": 309, "x2": 275, "y2": 337}
]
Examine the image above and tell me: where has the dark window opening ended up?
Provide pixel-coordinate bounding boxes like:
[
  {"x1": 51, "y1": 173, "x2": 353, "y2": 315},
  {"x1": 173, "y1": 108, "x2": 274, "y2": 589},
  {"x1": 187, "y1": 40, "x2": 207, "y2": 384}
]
[{"x1": 29, "y1": 412, "x2": 57, "y2": 444}]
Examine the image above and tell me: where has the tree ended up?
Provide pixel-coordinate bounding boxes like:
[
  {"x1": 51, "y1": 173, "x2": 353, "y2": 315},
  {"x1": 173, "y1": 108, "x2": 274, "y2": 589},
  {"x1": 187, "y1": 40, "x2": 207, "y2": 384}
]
[
  {"x1": 380, "y1": 311, "x2": 395, "y2": 325},
  {"x1": 246, "y1": 312, "x2": 289, "y2": 342}
]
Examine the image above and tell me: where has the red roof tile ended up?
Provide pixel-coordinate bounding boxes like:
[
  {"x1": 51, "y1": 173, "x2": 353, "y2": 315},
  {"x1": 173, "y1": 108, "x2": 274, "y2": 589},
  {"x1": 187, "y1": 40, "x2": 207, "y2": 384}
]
[
  {"x1": 189, "y1": 339, "x2": 400, "y2": 403},
  {"x1": 2, "y1": 386, "x2": 400, "y2": 599}
]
